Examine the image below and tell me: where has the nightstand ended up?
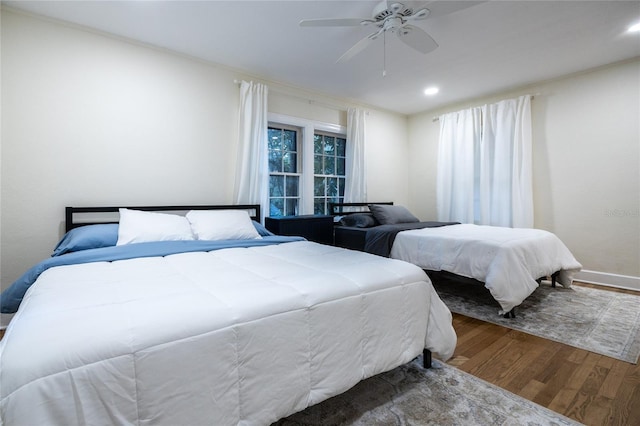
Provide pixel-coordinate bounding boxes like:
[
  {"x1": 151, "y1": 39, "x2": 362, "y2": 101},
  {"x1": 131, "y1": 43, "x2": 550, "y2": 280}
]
[{"x1": 265, "y1": 215, "x2": 334, "y2": 245}]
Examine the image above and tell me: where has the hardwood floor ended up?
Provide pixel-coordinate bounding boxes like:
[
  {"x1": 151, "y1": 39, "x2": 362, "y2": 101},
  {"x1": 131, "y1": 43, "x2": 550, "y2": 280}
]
[{"x1": 447, "y1": 283, "x2": 640, "y2": 426}]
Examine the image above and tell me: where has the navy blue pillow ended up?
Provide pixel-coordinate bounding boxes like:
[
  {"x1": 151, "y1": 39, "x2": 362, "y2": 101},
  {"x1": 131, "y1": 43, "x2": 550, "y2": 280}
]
[
  {"x1": 52, "y1": 224, "x2": 119, "y2": 256},
  {"x1": 339, "y1": 213, "x2": 378, "y2": 228}
]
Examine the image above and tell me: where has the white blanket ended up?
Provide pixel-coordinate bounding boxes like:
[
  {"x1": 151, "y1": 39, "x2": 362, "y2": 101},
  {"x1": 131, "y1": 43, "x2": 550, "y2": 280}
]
[
  {"x1": 0, "y1": 241, "x2": 456, "y2": 426},
  {"x1": 390, "y1": 224, "x2": 582, "y2": 313}
]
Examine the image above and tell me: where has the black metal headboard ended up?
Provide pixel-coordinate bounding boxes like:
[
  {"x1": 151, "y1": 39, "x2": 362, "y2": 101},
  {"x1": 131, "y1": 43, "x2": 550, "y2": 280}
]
[
  {"x1": 329, "y1": 202, "x2": 393, "y2": 216},
  {"x1": 65, "y1": 204, "x2": 261, "y2": 233}
]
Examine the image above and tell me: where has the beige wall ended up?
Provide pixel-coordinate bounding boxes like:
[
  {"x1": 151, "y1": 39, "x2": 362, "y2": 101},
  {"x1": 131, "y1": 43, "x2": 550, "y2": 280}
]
[
  {"x1": 408, "y1": 59, "x2": 640, "y2": 283},
  {"x1": 1, "y1": 10, "x2": 638, "y2": 327},
  {"x1": 0, "y1": 10, "x2": 408, "y2": 303}
]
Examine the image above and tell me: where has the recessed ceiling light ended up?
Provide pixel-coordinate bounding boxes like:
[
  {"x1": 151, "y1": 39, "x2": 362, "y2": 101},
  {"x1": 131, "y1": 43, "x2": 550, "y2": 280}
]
[
  {"x1": 628, "y1": 22, "x2": 640, "y2": 33},
  {"x1": 424, "y1": 87, "x2": 439, "y2": 96}
]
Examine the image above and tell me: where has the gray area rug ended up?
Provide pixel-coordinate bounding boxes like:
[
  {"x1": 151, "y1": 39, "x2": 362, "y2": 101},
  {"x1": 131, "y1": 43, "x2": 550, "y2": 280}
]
[
  {"x1": 274, "y1": 357, "x2": 580, "y2": 425},
  {"x1": 431, "y1": 279, "x2": 640, "y2": 364}
]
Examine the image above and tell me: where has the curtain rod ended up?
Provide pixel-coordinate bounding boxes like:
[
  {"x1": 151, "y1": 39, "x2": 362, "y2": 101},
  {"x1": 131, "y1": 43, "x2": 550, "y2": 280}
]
[
  {"x1": 234, "y1": 79, "x2": 368, "y2": 115},
  {"x1": 431, "y1": 94, "x2": 538, "y2": 122}
]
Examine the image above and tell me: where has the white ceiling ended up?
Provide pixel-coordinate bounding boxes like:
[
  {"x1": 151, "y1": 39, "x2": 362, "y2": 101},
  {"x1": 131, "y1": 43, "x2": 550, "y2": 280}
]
[{"x1": 4, "y1": 0, "x2": 640, "y2": 115}]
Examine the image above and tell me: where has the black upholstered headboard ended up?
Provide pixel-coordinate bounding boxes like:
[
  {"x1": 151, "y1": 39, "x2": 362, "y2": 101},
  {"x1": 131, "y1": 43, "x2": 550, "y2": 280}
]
[{"x1": 65, "y1": 204, "x2": 261, "y2": 233}]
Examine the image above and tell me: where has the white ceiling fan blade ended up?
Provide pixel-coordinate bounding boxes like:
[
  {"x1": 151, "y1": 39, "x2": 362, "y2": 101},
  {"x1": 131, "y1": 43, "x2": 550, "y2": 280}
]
[
  {"x1": 404, "y1": 7, "x2": 430, "y2": 21},
  {"x1": 336, "y1": 32, "x2": 379, "y2": 63},
  {"x1": 413, "y1": 1, "x2": 484, "y2": 20},
  {"x1": 299, "y1": 18, "x2": 368, "y2": 27},
  {"x1": 397, "y1": 25, "x2": 438, "y2": 54}
]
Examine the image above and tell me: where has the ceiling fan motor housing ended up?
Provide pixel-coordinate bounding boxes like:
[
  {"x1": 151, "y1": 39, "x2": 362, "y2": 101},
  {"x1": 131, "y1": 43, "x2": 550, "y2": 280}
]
[{"x1": 372, "y1": 1, "x2": 414, "y2": 21}]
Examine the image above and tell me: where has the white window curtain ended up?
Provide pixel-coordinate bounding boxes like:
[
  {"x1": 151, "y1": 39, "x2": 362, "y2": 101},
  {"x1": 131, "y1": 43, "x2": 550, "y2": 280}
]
[
  {"x1": 437, "y1": 95, "x2": 533, "y2": 228},
  {"x1": 344, "y1": 107, "x2": 367, "y2": 202},
  {"x1": 233, "y1": 81, "x2": 269, "y2": 221}
]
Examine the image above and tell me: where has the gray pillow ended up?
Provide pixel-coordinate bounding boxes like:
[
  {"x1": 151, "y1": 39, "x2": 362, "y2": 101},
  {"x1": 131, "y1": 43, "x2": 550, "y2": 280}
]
[{"x1": 368, "y1": 204, "x2": 419, "y2": 225}]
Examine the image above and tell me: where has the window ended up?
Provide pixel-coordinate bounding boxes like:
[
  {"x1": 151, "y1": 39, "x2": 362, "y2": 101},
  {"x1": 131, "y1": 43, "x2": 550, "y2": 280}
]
[
  {"x1": 268, "y1": 114, "x2": 347, "y2": 217},
  {"x1": 313, "y1": 132, "x2": 346, "y2": 215},
  {"x1": 268, "y1": 125, "x2": 300, "y2": 216}
]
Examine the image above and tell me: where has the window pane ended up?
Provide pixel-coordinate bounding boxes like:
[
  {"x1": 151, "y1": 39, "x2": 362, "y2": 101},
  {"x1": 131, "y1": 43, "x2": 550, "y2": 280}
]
[
  {"x1": 269, "y1": 150, "x2": 283, "y2": 173},
  {"x1": 336, "y1": 138, "x2": 346, "y2": 156},
  {"x1": 283, "y1": 152, "x2": 296, "y2": 173},
  {"x1": 283, "y1": 129, "x2": 296, "y2": 152},
  {"x1": 285, "y1": 198, "x2": 298, "y2": 216},
  {"x1": 268, "y1": 128, "x2": 282, "y2": 151},
  {"x1": 338, "y1": 178, "x2": 345, "y2": 196},
  {"x1": 286, "y1": 175, "x2": 299, "y2": 197},
  {"x1": 270, "y1": 175, "x2": 284, "y2": 197},
  {"x1": 314, "y1": 134, "x2": 323, "y2": 154},
  {"x1": 314, "y1": 154, "x2": 323, "y2": 174},
  {"x1": 314, "y1": 177, "x2": 326, "y2": 196},
  {"x1": 324, "y1": 136, "x2": 335, "y2": 154},
  {"x1": 314, "y1": 199, "x2": 325, "y2": 215},
  {"x1": 270, "y1": 198, "x2": 284, "y2": 217},
  {"x1": 336, "y1": 157, "x2": 345, "y2": 175},
  {"x1": 324, "y1": 156, "x2": 335, "y2": 175},
  {"x1": 327, "y1": 177, "x2": 338, "y2": 197}
]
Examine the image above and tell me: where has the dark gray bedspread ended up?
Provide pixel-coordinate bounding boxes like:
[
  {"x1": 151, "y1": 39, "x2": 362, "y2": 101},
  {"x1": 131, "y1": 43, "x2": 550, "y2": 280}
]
[{"x1": 364, "y1": 222, "x2": 459, "y2": 257}]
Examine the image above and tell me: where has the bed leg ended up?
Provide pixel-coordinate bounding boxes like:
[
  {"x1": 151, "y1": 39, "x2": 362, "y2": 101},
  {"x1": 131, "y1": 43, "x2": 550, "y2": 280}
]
[
  {"x1": 423, "y1": 349, "x2": 432, "y2": 369},
  {"x1": 551, "y1": 271, "x2": 558, "y2": 288},
  {"x1": 503, "y1": 308, "x2": 516, "y2": 319}
]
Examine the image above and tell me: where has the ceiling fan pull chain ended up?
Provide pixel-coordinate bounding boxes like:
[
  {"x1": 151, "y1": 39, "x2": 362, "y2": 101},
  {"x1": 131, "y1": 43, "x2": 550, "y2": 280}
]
[{"x1": 383, "y1": 31, "x2": 387, "y2": 77}]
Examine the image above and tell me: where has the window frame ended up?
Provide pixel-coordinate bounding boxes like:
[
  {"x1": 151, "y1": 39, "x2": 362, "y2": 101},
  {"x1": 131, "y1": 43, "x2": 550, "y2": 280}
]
[
  {"x1": 313, "y1": 131, "x2": 347, "y2": 215},
  {"x1": 267, "y1": 124, "x2": 302, "y2": 217},
  {"x1": 268, "y1": 113, "x2": 346, "y2": 216}
]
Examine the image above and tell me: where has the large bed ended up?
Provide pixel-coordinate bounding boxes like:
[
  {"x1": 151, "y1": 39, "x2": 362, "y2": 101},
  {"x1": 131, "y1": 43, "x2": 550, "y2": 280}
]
[
  {"x1": 0, "y1": 204, "x2": 456, "y2": 426},
  {"x1": 332, "y1": 202, "x2": 582, "y2": 316}
]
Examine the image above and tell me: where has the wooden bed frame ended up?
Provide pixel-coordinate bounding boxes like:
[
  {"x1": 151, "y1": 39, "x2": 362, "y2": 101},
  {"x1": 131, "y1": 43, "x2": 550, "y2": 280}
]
[{"x1": 65, "y1": 204, "x2": 261, "y2": 232}]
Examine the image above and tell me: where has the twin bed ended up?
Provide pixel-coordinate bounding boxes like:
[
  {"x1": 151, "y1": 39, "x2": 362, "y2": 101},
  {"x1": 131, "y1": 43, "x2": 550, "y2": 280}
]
[
  {"x1": 332, "y1": 202, "x2": 582, "y2": 316},
  {"x1": 0, "y1": 204, "x2": 456, "y2": 426}
]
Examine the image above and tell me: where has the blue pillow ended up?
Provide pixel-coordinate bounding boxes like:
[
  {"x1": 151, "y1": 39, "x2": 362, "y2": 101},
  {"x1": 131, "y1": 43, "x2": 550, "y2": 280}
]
[
  {"x1": 252, "y1": 221, "x2": 274, "y2": 237},
  {"x1": 52, "y1": 224, "x2": 119, "y2": 256}
]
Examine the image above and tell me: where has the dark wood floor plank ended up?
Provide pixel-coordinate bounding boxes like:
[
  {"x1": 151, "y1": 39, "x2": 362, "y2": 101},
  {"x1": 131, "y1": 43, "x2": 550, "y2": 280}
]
[{"x1": 449, "y1": 299, "x2": 640, "y2": 426}]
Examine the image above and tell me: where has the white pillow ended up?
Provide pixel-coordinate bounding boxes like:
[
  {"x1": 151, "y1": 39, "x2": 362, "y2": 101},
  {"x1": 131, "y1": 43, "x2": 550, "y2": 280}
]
[
  {"x1": 116, "y1": 208, "x2": 195, "y2": 245},
  {"x1": 186, "y1": 210, "x2": 262, "y2": 241}
]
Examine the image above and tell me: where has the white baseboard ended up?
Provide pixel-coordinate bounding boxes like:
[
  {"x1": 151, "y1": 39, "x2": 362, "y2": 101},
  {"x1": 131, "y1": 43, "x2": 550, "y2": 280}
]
[{"x1": 575, "y1": 270, "x2": 640, "y2": 292}]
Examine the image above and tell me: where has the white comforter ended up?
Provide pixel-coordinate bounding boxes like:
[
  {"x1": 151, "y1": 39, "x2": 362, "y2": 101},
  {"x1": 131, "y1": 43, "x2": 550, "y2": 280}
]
[
  {"x1": 0, "y1": 241, "x2": 456, "y2": 426},
  {"x1": 390, "y1": 224, "x2": 582, "y2": 313}
]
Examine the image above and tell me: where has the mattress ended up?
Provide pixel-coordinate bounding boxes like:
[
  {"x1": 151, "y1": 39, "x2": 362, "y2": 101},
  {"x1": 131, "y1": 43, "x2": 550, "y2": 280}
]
[
  {"x1": 0, "y1": 240, "x2": 456, "y2": 425},
  {"x1": 391, "y1": 224, "x2": 582, "y2": 313}
]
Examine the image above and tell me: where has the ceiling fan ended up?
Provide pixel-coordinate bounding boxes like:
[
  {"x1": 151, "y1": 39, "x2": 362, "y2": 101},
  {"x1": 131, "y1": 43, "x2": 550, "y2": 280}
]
[{"x1": 300, "y1": 1, "x2": 441, "y2": 64}]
